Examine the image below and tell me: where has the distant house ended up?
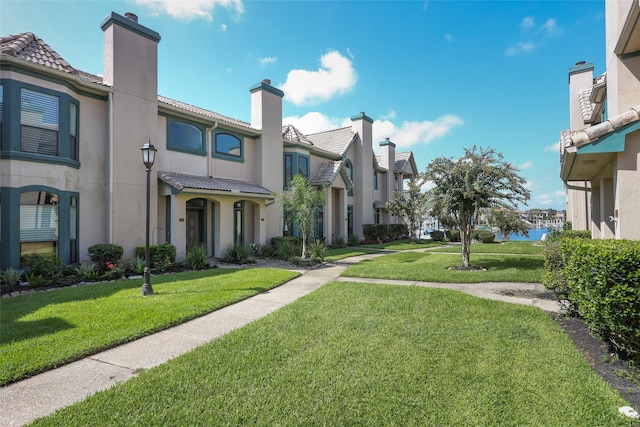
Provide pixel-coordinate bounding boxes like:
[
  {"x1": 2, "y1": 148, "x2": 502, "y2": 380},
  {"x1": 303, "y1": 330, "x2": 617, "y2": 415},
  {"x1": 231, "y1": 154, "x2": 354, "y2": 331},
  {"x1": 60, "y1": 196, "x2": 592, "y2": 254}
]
[
  {"x1": 560, "y1": 0, "x2": 640, "y2": 239},
  {"x1": 0, "y1": 12, "x2": 418, "y2": 270}
]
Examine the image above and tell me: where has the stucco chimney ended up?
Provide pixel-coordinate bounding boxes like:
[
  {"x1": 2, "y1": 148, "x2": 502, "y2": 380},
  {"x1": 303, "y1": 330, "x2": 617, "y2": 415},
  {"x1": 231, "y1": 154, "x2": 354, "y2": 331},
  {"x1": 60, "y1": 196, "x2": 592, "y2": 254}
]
[{"x1": 568, "y1": 61, "x2": 594, "y2": 129}]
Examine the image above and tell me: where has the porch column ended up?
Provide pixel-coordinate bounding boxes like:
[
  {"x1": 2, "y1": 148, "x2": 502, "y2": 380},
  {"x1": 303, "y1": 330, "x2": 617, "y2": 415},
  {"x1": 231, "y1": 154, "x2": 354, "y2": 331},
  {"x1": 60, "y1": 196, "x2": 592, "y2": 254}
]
[{"x1": 600, "y1": 177, "x2": 615, "y2": 238}]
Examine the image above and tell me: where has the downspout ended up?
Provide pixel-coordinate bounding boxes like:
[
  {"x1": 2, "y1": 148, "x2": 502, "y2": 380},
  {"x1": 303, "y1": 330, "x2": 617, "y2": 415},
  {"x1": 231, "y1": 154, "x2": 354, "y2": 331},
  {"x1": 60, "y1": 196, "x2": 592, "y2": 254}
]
[
  {"x1": 206, "y1": 122, "x2": 218, "y2": 177},
  {"x1": 108, "y1": 91, "x2": 114, "y2": 243}
]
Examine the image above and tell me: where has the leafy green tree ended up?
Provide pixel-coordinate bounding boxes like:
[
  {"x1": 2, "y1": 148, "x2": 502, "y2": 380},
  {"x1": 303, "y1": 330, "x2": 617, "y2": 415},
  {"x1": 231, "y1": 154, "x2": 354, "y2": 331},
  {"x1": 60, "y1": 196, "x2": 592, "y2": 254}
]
[
  {"x1": 424, "y1": 146, "x2": 530, "y2": 267},
  {"x1": 386, "y1": 174, "x2": 430, "y2": 240},
  {"x1": 277, "y1": 175, "x2": 327, "y2": 259},
  {"x1": 488, "y1": 207, "x2": 529, "y2": 240}
]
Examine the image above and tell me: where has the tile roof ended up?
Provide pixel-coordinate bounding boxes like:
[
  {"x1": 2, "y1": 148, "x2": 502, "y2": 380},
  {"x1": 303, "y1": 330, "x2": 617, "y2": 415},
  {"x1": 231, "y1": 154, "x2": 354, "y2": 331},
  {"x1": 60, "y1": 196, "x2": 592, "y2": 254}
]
[
  {"x1": 1, "y1": 32, "x2": 78, "y2": 75},
  {"x1": 306, "y1": 127, "x2": 355, "y2": 156},
  {"x1": 561, "y1": 104, "x2": 640, "y2": 149},
  {"x1": 158, "y1": 172, "x2": 273, "y2": 196},
  {"x1": 310, "y1": 160, "x2": 353, "y2": 188},
  {"x1": 282, "y1": 124, "x2": 313, "y2": 145},
  {"x1": 578, "y1": 88, "x2": 595, "y2": 122},
  {"x1": 158, "y1": 96, "x2": 256, "y2": 131}
]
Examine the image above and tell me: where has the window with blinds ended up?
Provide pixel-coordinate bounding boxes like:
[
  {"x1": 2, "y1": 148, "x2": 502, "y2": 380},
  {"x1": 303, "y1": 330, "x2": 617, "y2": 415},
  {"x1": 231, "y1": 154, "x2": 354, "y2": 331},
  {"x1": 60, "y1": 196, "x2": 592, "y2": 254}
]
[
  {"x1": 21, "y1": 88, "x2": 59, "y2": 156},
  {"x1": 20, "y1": 191, "x2": 59, "y2": 259},
  {"x1": 70, "y1": 103, "x2": 77, "y2": 160}
]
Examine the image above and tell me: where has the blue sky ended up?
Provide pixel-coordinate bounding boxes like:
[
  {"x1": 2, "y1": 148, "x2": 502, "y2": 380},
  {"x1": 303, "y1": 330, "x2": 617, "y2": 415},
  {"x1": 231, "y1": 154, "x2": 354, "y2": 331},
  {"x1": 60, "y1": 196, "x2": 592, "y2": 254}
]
[{"x1": 1, "y1": 0, "x2": 606, "y2": 210}]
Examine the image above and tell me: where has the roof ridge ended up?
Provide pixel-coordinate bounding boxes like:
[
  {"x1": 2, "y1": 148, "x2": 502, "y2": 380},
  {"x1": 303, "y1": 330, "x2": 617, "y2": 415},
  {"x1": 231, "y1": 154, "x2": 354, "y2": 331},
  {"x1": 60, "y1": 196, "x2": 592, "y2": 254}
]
[
  {"x1": 158, "y1": 95, "x2": 254, "y2": 129},
  {"x1": 1, "y1": 31, "x2": 78, "y2": 75},
  {"x1": 305, "y1": 125, "x2": 352, "y2": 137}
]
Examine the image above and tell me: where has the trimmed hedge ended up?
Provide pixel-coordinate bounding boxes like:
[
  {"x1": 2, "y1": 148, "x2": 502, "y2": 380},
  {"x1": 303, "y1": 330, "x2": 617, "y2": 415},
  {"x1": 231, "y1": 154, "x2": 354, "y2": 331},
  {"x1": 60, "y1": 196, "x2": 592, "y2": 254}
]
[
  {"x1": 446, "y1": 229, "x2": 461, "y2": 242},
  {"x1": 550, "y1": 239, "x2": 640, "y2": 358},
  {"x1": 87, "y1": 244, "x2": 123, "y2": 265},
  {"x1": 477, "y1": 230, "x2": 495, "y2": 243},
  {"x1": 362, "y1": 224, "x2": 408, "y2": 242},
  {"x1": 430, "y1": 230, "x2": 445, "y2": 241}
]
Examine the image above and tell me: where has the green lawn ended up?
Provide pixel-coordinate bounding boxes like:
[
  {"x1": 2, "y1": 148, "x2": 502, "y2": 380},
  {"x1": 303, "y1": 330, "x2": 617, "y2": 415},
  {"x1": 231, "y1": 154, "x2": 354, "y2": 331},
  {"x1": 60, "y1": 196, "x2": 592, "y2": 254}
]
[
  {"x1": 31, "y1": 282, "x2": 633, "y2": 426},
  {"x1": 431, "y1": 240, "x2": 546, "y2": 255},
  {"x1": 0, "y1": 268, "x2": 299, "y2": 385},
  {"x1": 325, "y1": 240, "x2": 444, "y2": 261},
  {"x1": 341, "y1": 251, "x2": 544, "y2": 283}
]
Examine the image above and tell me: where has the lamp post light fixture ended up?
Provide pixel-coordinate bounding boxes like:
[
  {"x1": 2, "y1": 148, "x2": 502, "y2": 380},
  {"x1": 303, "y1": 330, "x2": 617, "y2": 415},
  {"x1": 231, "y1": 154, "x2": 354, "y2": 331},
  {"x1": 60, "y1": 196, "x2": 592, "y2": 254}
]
[{"x1": 141, "y1": 141, "x2": 157, "y2": 296}]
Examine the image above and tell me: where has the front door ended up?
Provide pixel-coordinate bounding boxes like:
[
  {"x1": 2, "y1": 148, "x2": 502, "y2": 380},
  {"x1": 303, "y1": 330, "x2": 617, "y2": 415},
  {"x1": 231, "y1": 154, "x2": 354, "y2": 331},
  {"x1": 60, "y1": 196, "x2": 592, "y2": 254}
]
[{"x1": 186, "y1": 199, "x2": 206, "y2": 251}]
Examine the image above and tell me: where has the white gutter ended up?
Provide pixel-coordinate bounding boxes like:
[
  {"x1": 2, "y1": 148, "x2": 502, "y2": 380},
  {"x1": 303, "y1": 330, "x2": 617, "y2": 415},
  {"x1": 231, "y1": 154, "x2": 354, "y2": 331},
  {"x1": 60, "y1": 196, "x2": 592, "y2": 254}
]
[
  {"x1": 108, "y1": 92, "x2": 114, "y2": 243},
  {"x1": 207, "y1": 122, "x2": 218, "y2": 177}
]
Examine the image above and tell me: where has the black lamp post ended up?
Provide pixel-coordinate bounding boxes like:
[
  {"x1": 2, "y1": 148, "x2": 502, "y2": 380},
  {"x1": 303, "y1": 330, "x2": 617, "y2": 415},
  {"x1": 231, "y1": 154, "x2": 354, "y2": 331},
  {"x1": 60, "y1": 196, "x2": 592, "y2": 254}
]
[{"x1": 141, "y1": 141, "x2": 157, "y2": 296}]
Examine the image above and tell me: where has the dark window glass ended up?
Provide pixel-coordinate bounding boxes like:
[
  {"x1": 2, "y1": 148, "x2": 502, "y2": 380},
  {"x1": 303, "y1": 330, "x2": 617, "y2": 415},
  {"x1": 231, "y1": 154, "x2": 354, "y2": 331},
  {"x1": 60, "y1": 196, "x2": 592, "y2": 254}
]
[
  {"x1": 169, "y1": 121, "x2": 203, "y2": 152},
  {"x1": 215, "y1": 133, "x2": 241, "y2": 157},
  {"x1": 284, "y1": 154, "x2": 293, "y2": 185},
  {"x1": 298, "y1": 156, "x2": 309, "y2": 178}
]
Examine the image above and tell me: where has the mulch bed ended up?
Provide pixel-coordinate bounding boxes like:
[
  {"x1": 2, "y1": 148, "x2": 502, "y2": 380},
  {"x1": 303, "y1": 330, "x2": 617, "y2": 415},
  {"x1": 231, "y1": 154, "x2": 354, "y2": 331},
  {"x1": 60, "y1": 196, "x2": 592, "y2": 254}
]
[{"x1": 550, "y1": 312, "x2": 640, "y2": 410}]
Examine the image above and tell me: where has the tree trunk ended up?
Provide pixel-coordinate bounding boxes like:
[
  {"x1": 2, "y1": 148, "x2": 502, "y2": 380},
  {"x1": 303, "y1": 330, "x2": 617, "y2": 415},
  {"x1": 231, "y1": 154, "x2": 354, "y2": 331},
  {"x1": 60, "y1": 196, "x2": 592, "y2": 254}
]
[{"x1": 460, "y1": 213, "x2": 474, "y2": 267}]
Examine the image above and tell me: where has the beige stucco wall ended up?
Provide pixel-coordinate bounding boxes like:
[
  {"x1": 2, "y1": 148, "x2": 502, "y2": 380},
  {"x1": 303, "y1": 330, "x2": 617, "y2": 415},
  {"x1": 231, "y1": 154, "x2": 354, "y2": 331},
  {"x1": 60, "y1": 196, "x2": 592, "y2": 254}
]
[{"x1": 615, "y1": 132, "x2": 640, "y2": 239}]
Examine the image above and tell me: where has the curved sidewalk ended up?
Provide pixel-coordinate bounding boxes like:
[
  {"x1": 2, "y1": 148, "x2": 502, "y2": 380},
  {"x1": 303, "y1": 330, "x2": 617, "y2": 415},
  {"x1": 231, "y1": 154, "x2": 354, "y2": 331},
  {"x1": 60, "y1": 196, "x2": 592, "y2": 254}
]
[{"x1": 0, "y1": 253, "x2": 559, "y2": 427}]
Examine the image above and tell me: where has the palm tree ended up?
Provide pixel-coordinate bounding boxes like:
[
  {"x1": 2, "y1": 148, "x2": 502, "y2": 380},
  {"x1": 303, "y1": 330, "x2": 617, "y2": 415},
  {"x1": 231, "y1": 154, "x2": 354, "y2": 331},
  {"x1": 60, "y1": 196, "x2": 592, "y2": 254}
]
[{"x1": 277, "y1": 175, "x2": 327, "y2": 259}]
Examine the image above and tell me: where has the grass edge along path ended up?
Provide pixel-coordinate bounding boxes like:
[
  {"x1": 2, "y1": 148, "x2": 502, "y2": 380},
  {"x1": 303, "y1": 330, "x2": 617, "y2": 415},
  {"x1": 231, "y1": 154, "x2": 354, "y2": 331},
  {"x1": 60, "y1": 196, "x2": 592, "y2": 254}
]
[
  {"x1": 341, "y1": 251, "x2": 544, "y2": 283},
  {"x1": 0, "y1": 268, "x2": 300, "y2": 386},
  {"x1": 30, "y1": 282, "x2": 633, "y2": 426}
]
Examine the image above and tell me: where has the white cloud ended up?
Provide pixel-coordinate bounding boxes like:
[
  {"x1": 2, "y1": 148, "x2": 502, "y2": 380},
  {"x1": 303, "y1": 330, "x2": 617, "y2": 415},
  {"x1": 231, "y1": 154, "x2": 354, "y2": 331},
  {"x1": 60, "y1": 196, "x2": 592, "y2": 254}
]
[
  {"x1": 519, "y1": 161, "x2": 534, "y2": 170},
  {"x1": 220, "y1": 24, "x2": 227, "y2": 31},
  {"x1": 134, "y1": 0, "x2": 244, "y2": 21},
  {"x1": 282, "y1": 112, "x2": 349, "y2": 135},
  {"x1": 279, "y1": 50, "x2": 358, "y2": 105},
  {"x1": 283, "y1": 111, "x2": 463, "y2": 150},
  {"x1": 544, "y1": 142, "x2": 559, "y2": 153},
  {"x1": 259, "y1": 56, "x2": 277, "y2": 67},
  {"x1": 521, "y1": 16, "x2": 535, "y2": 30},
  {"x1": 373, "y1": 115, "x2": 464, "y2": 149},
  {"x1": 380, "y1": 109, "x2": 397, "y2": 121},
  {"x1": 542, "y1": 18, "x2": 561, "y2": 36},
  {"x1": 505, "y1": 42, "x2": 535, "y2": 56},
  {"x1": 524, "y1": 180, "x2": 534, "y2": 189}
]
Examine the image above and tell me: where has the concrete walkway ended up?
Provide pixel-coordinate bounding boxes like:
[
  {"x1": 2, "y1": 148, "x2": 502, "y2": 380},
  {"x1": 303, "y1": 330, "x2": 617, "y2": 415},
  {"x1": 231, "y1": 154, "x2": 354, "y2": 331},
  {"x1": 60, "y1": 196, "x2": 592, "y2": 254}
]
[{"x1": 0, "y1": 253, "x2": 560, "y2": 427}]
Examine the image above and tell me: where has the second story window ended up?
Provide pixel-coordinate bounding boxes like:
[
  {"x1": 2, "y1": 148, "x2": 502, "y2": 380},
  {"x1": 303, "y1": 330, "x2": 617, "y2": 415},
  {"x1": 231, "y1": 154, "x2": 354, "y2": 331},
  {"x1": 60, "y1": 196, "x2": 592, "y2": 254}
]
[
  {"x1": 283, "y1": 152, "x2": 309, "y2": 187},
  {"x1": 168, "y1": 119, "x2": 205, "y2": 154},
  {"x1": 214, "y1": 132, "x2": 243, "y2": 161},
  {"x1": 21, "y1": 88, "x2": 59, "y2": 156}
]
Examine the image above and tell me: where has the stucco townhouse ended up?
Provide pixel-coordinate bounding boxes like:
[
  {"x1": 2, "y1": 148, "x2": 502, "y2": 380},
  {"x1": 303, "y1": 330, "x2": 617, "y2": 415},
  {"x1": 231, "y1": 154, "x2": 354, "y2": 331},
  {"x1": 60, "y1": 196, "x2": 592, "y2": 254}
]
[
  {"x1": 561, "y1": 0, "x2": 640, "y2": 239},
  {"x1": 0, "y1": 11, "x2": 418, "y2": 270}
]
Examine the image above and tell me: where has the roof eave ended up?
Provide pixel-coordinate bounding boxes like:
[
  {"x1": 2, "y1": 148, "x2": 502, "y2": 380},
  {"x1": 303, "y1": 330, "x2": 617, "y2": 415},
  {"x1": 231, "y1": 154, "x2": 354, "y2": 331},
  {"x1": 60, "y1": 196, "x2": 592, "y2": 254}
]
[{"x1": 0, "y1": 55, "x2": 111, "y2": 95}]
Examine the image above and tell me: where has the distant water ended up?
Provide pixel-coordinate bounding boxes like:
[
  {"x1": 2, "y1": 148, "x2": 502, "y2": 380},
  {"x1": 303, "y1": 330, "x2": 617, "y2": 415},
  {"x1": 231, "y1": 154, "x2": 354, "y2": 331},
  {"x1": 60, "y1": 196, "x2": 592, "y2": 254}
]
[{"x1": 495, "y1": 228, "x2": 548, "y2": 241}]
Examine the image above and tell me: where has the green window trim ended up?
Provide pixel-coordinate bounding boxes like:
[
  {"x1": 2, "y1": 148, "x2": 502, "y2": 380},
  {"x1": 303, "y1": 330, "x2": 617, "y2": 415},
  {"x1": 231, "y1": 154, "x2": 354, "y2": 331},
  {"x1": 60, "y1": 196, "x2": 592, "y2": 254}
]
[
  {"x1": 166, "y1": 116, "x2": 206, "y2": 156},
  {"x1": 213, "y1": 131, "x2": 244, "y2": 163},
  {"x1": 0, "y1": 79, "x2": 79, "y2": 166},
  {"x1": 283, "y1": 152, "x2": 310, "y2": 188},
  {"x1": 0, "y1": 185, "x2": 78, "y2": 270}
]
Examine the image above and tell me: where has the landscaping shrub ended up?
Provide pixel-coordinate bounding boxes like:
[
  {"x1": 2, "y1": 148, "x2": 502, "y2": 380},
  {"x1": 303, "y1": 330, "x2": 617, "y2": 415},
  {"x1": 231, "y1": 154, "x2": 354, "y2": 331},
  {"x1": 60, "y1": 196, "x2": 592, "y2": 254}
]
[
  {"x1": 389, "y1": 224, "x2": 408, "y2": 239},
  {"x1": 348, "y1": 234, "x2": 360, "y2": 246},
  {"x1": 128, "y1": 257, "x2": 145, "y2": 275},
  {"x1": 274, "y1": 238, "x2": 298, "y2": 260},
  {"x1": 477, "y1": 230, "x2": 496, "y2": 243},
  {"x1": 363, "y1": 224, "x2": 389, "y2": 242},
  {"x1": 430, "y1": 230, "x2": 445, "y2": 241},
  {"x1": 472, "y1": 229, "x2": 482, "y2": 241},
  {"x1": 1, "y1": 268, "x2": 23, "y2": 293},
  {"x1": 184, "y1": 244, "x2": 210, "y2": 270},
  {"x1": 134, "y1": 243, "x2": 176, "y2": 267},
  {"x1": 446, "y1": 229, "x2": 461, "y2": 242},
  {"x1": 75, "y1": 262, "x2": 99, "y2": 281},
  {"x1": 25, "y1": 273, "x2": 52, "y2": 288},
  {"x1": 221, "y1": 243, "x2": 253, "y2": 265},
  {"x1": 545, "y1": 229, "x2": 591, "y2": 243},
  {"x1": 561, "y1": 238, "x2": 640, "y2": 358},
  {"x1": 88, "y1": 244, "x2": 123, "y2": 269},
  {"x1": 24, "y1": 255, "x2": 62, "y2": 280},
  {"x1": 308, "y1": 239, "x2": 327, "y2": 261},
  {"x1": 331, "y1": 235, "x2": 347, "y2": 249},
  {"x1": 542, "y1": 242, "x2": 576, "y2": 314}
]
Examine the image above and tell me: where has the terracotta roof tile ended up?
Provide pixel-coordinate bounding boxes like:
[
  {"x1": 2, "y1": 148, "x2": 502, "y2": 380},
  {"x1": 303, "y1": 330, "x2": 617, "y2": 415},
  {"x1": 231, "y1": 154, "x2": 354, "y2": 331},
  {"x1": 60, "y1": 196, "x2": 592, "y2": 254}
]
[
  {"x1": 158, "y1": 172, "x2": 273, "y2": 196},
  {"x1": 158, "y1": 96, "x2": 256, "y2": 130},
  {"x1": 578, "y1": 88, "x2": 595, "y2": 122},
  {"x1": 1, "y1": 32, "x2": 78, "y2": 75},
  {"x1": 561, "y1": 104, "x2": 640, "y2": 149},
  {"x1": 282, "y1": 124, "x2": 313, "y2": 145},
  {"x1": 306, "y1": 127, "x2": 355, "y2": 156}
]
